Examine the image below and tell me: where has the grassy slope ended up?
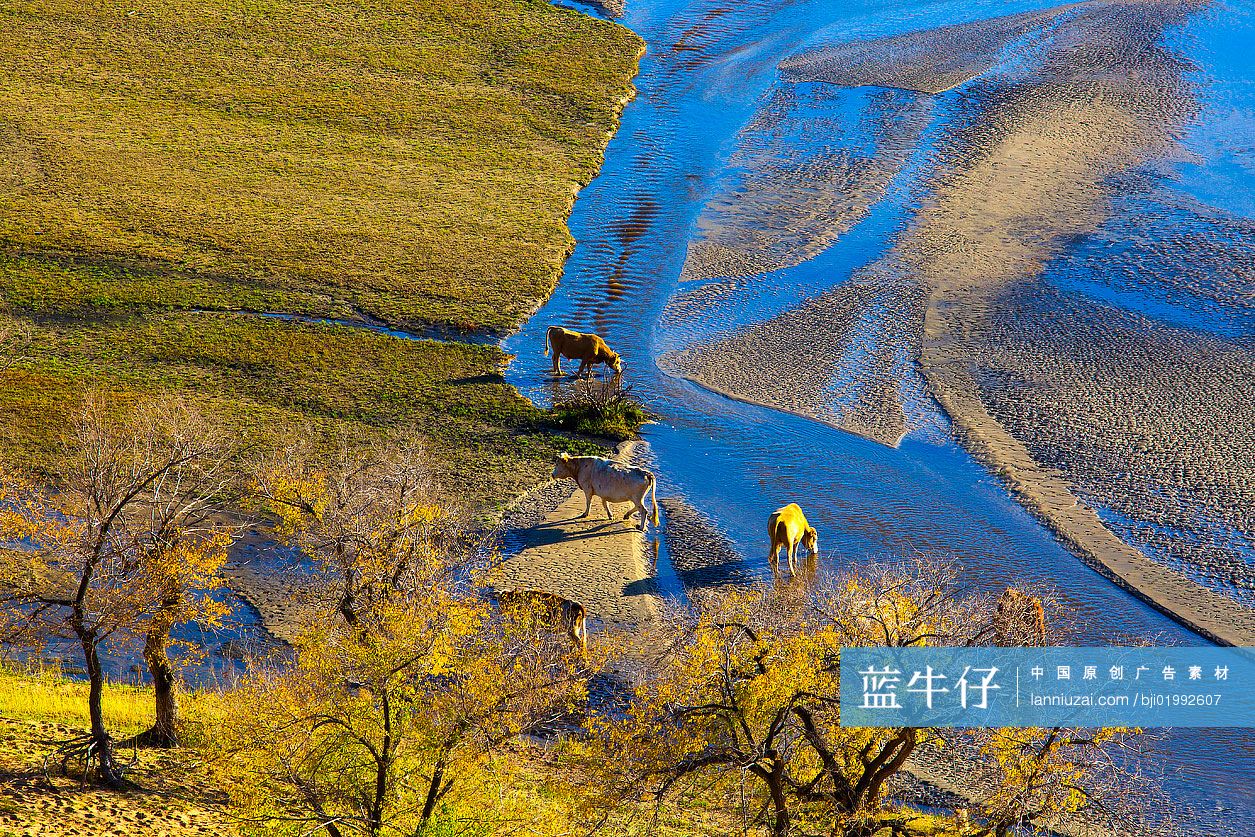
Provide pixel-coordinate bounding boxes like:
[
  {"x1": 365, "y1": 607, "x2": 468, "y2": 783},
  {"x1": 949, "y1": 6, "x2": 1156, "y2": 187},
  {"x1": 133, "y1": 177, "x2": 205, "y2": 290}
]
[
  {"x1": 0, "y1": 0, "x2": 639, "y2": 330},
  {"x1": 0, "y1": 0, "x2": 641, "y2": 511}
]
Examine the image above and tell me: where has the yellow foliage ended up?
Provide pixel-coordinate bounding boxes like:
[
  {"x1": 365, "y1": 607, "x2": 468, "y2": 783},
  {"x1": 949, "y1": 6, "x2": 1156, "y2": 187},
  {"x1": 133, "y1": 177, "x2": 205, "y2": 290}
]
[
  {"x1": 977, "y1": 724, "x2": 1139, "y2": 827},
  {"x1": 583, "y1": 565, "x2": 1148, "y2": 837},
  {"x1": 216, "y1": 459, "x2": 592, "y2": 835}
]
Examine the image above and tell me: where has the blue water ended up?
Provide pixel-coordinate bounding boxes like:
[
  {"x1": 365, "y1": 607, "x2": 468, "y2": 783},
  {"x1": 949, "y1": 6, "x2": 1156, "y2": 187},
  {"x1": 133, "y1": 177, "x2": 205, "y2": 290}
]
[
  {"x1": 511, "y1": 0, "x2": 1255, "y2": 828},
  {"x1": 31, "y1": 537, "x2": 292, "y2": 689}
]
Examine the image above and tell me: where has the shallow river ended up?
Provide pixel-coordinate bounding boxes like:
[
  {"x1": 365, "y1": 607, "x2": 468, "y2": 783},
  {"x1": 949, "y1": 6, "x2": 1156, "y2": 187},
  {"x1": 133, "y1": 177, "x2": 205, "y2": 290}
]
[{"x1": 509, "y1": 0, "x2": 1255, "y2": 830}]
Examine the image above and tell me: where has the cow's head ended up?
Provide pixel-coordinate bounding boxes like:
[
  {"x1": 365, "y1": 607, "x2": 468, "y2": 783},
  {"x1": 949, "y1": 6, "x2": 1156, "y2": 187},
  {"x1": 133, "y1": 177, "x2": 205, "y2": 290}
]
[
  {"x1": 552, "y1": 452, "x2": 576, "y2": 480},
  {"x1": 607, "y1": 352, "x2": 623, "y2": 375},
  {"x1": 802, "y1": 526, "x2": 819, "y2": 555}
]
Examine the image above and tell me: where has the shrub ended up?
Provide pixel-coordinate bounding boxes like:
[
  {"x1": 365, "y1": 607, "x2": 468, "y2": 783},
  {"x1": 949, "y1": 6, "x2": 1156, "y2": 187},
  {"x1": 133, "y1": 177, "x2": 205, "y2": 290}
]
[{"x1": 550, "y1": 378, "x2": 649, "y2": 441}]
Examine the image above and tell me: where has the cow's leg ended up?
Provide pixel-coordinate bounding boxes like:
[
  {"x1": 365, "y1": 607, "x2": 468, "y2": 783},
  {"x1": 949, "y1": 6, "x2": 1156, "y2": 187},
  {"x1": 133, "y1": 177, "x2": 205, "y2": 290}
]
[
  {"x1": 787, "y1": 543, "x2": 798, "y2": 574},
  {"x1": 634, "y1": 500, "x2": 647, "y2": 530},
  {"x1": 577, "y1": 359, "x2": 591, "y2": 378},
  {"x1": 580, "y1": 490, "x2": 593, "y2": 518},
  {"x1": 602, "y1": 498, "x2": 613, "y2": 520},
  {"x1": 552, "y1": 352, "x2": 562, "y2": 374},
  {"x1": 624, "y1": 492, "x2": 641, "y2": 521}
]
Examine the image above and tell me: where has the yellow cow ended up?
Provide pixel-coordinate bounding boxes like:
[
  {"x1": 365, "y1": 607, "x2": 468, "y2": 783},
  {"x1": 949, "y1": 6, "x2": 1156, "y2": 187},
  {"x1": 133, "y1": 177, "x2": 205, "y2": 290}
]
[{"x1": 767, "y1": 503, "x2": 819, "y2": 574}]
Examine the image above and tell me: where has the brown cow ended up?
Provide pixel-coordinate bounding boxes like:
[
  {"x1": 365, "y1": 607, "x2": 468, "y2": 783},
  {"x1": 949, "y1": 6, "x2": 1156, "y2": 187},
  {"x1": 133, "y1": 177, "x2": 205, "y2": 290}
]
[
  {"x1": 545, "y1": 326, "x2": 623, "y2": 378},
  {"x1": 496, "y1": 588, "x2": 588, "y2": 655},
  {"x1": 992, "y1": 588, "x2": 1047, "y2": 646}
]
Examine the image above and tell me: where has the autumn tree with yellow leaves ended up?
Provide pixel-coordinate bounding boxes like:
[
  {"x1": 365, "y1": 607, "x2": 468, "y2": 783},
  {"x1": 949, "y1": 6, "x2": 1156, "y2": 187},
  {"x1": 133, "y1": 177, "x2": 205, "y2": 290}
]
[
  {"x1": 588, "y1": 564, "x2": 974, "y2": 836},
  {"x1": 212, "y1": 439, "x2": 591, "y2": 836},
  {"x1": 959, "y1": 724, "x2": 1159, "y2": 836},
  {"x1": 587, "y1": 562, "x2": 1158, "y2": 837},
  {"x1": 0, "y1": 395, "x2": 241, "y2": 780},
  {"x1": 249, "y1": 437, "x2": 458, "y2": 628}
]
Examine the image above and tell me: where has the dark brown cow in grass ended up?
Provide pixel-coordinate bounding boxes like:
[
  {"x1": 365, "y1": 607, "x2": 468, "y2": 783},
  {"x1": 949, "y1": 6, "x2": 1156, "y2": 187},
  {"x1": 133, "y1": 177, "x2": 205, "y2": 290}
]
[
  {"x1": 495, "y1": 588, "x2": 588, "y2": 655},
  {"x1": 545, "y1": 326, "x2": 623, "y2": 378}
]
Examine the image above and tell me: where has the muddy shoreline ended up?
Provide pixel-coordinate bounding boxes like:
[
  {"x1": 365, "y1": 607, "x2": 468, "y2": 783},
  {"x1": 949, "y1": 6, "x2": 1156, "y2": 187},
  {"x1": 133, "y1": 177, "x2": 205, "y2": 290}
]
[
  {"x1": 487, "y1": 441, "x2": 662, "y2": 626},
  {"x1": 922, "y1": 349, "x2": 1255, "y2": 646}
]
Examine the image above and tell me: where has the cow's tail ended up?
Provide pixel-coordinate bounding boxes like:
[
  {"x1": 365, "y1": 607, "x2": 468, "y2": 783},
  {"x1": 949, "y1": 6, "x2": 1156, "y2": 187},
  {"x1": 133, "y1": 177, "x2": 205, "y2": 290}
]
[
  {"x1": 544, "y1": 327, "x2": 552, "y2": 356},
  {"x1": 571, "y1": 604, "x2": 588, "y2": 656},
  {"x1": 646, "y1": 472, "x2": 660, "y2": 525}
]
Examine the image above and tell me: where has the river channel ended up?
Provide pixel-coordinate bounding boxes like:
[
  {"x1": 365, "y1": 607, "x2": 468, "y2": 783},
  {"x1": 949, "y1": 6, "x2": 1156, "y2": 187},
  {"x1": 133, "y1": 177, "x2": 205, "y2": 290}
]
[{"x1": 507, "y1": 0, "x2": 1255, "y2": 830}]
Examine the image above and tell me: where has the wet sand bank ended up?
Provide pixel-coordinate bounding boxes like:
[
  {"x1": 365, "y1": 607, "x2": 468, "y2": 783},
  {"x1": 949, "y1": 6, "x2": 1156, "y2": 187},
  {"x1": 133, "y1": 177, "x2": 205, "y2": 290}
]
[
  {"x1": 657, "y1": 496, "x2": 754, "y2": 591},
  {"x1": 503, "y1": 0, "x2": 1255, "y2": 825},
  {"x1": 659, "y1": 0, "x2": 1254, "y2": 643}
]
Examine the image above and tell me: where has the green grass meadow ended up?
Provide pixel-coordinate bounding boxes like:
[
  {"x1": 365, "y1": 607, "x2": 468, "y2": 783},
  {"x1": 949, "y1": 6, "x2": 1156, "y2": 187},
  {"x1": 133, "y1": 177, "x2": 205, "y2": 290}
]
[{"x1": 0, "y1": 0, "x2": 642, "y2": 510}]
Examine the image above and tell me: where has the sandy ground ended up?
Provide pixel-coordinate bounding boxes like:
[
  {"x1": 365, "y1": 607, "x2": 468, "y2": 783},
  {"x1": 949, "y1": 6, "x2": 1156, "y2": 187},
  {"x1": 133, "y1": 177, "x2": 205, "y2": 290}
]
[
  {"x1": 902, "y1": 742, "x2": 1148, "y2": 837},
  {"x1": 657, "y1": 497, "x2": 756, "y2": 592},
  {"x1": 221, "y1": 443, "x2": 664, "y2": 648},
  {"x1": 970, "y1": 287, "x2": 1255, "y2": 607},
  {"x1": 0, "y1": 719, "x2": 234, "y2": 837},
  {"x1": 223, "y1": 564, "x2": 323, "y2": 648},
  {"x1": 908, "y1": 0, "x2": 1255, "y2": 645},
  {"x1": 661, "y1": 267, "x2": 924, "y2": 445},
  {"x1": 489, "y1": 442, "x2": 661, "y2": 627},
  {"x1": 679, "y1": 85, "x2": 931, "y2": 285},
  {"x1": 778, "y1": 4, "x2": 1081, "y2": 95}
]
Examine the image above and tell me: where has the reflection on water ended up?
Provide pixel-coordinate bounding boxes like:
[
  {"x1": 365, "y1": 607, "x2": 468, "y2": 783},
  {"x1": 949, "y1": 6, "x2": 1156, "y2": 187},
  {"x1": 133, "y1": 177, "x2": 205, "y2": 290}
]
[{"x1": 510, "y1": 0, "x2": 1254, "y2": 828}]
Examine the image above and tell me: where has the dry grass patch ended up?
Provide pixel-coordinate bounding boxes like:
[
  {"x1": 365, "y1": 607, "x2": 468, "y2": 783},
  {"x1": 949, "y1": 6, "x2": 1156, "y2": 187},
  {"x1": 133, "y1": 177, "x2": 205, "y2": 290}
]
[
  {"x1": 0, "y1": 0, "x2": 639, "y2": 513},
  {"x1": 0, "y1": 668, "x2": 150, "y2": 735},
  {"x1": 0, "y1": 0, "x2": 641, "y2": 332}
]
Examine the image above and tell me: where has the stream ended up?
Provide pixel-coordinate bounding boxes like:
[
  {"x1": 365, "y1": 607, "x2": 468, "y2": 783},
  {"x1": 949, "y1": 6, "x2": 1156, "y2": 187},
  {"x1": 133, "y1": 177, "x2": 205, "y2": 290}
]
[{"x1": 508, "y1": 0, "x2": 1255, "y2": 830}]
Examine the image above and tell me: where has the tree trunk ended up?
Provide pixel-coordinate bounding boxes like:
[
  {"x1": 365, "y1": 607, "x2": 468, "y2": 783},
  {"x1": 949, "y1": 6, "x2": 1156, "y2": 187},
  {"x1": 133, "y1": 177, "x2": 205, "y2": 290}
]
[
  {"x1": 863, "y1": 728, "x2": 916, "y2": 807},
  {"x1": 80, "y1": 628, "x2": 123, "y2": 786},
  {"x1": 139, "y1": 611, "x2": 179, "y2": 747},
  {"x1": 848, "y1": 728, "x2": 916, "y2": 813},
  {"x1": 765, "y1": 754, "x2": 790, "y2": 837},
  {"x1": 420, "y1": 755, "x2": 449, "y2": 826},
  {"x1": 368, "y1": 689, "x2": 392, "y2": 837}
]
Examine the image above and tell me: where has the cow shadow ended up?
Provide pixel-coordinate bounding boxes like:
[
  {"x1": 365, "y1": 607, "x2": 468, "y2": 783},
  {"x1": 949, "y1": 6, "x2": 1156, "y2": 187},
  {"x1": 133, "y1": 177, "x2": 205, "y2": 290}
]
[
  {"x1": 446, "y1": 374, "x2": 499, "y2": 386},
  {"x1": 623, "y1": 577, "x2": 662, "y2": 599},
  {"x1": 675, "y1": 562, "x2": 758, "y2": 591},
  {"x1": 524, "y1": 517, "x2": 638, "y2": 546}
]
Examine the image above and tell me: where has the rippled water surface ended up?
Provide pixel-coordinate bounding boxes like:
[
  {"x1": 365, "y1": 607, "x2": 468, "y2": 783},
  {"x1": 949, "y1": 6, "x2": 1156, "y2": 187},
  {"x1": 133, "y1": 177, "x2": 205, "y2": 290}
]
[{"x1": 512, "y1": 0, "x2": 1255, "y2": 828}]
